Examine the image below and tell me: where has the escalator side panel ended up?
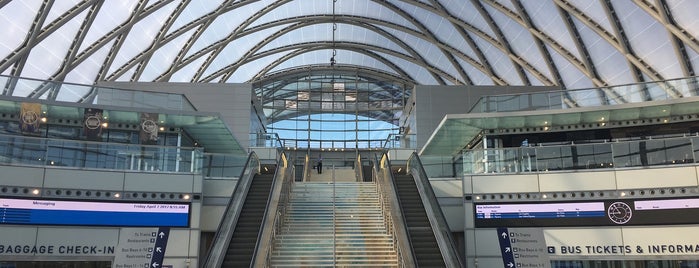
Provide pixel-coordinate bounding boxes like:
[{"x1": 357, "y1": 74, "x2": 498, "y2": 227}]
[
  {"x1": 394, "y1": 174, "x2": 447, "y2": 267},
  {"x1": 221, "y1": 173, "x2": 274, "y2": 267}
]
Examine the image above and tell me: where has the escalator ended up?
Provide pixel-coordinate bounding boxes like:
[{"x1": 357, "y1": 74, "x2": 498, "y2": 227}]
[
  {"x1": 375, "y1": 152, "x2": 463, "y2": 267},
  {"x1": 203, "y1": 152, "x2": 292, "y2": 268},
  {"x1": 221, "y1": 170, "x2": 274, "y2": 266},
  {"x1": 393, "y1": 171, "x2": 447, "y2": 267}
]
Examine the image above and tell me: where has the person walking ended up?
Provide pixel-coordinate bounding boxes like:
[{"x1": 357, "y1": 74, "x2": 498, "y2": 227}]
[{"x1": 317, "y1": 154, "x2": 323, "y2": 174}]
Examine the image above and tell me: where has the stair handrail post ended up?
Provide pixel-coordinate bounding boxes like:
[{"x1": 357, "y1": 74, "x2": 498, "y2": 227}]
[
  {"x1": 254, "y1": 151, "x2": 294, "y2": 267},
  {"x1": 332, "y1": 163, "x2": 336, "y2": 266},
  {"x1": 375, "y1": 153, "x2": 417, "y2": 267}
]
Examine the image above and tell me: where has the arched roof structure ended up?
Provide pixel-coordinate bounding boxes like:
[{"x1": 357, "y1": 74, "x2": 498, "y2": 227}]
[{"x1": 0, "y1": 0, "x2": 697, "y2": 104}]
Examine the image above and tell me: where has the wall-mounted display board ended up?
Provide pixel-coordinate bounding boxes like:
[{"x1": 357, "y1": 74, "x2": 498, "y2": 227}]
[
  {"x1": 0, "y1": 197, "x2": 190, "y2": 227},
  {"x1": 475, "y1": 197, "x2": 699, "y2": 227}
]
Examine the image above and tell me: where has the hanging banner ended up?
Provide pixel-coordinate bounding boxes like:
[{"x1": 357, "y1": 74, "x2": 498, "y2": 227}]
[
  {"x1": 139, "y1": 112, "x2": 159, "y2": 145},
  {"x1": 20, "y1": 102, "x2": 42, "y2": 136},
  {"x1": 83, "y1": 108, "x2": 104, "y2": 141}
]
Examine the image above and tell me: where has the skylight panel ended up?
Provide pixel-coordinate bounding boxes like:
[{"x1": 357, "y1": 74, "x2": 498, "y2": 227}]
[
  {"x1": 473, "y1": 35, "x2": 521, "y2": 85},
  {"x1": 612, "y1": 1, "x2": 682, "y2": 79},
  {"x1": 78, "y1": 0, "x2": 139, "y2": 54},
  {"x1": 201, "y1": 27, "x2": 280, "y2": 79},
  {"x1": 445, "y1": 0, "x2": 496, "y2": 38},
  {"x1": 108, "y1": 2, "x2": 177, "y2": 75},
  {"x1": 567, "y1": 0, "x2": 614, "y2": 34},
  {"x1": 65, "y1": 39, "x2": 115, "y2": 85},
  {"x1": 167, "y1": 0, "x2": 225, "y2": 35},
  {"x1": 572, "y1": 17, "x2": 633, "y2": 86},
  {"x1": 170, "y1": 51, "x2": 210, "y2": 82},
  {"x1": 139, "y1": 29, "x2": 193, "y2": 81},
  {"x1": 484, "y1": 3, "x2": 552, "y2": 84},
  {"x1": 522, "y1": 1, "x2": 582, "y2": 60},
  {"x1": 456, "y1": 57, "x2": 493, "y2": 86},
  {"x1": 227, "y1": 53, "x2": 284, "y2": 83},
  {"x1": 184, "y1": 4, "x2": 261, "y2": 58},
  {"x1": 250, "y1": 0, "x2": 330, "y2": 29},
  {"x1": 22, "y1": 9, "x2": 88, "y2": 80},
  {"x1": 0, "y1": 1, "x2": 42, "y2": 58},
  {"x1": 667, "y1": 0, "x2": 699, "y2": 34},
  {"x1": 42, "y1": 0, "x2": 81, "y2": 28},
  {"x1": 377, "y1": 52, "x2": 437, "y2": 85},
  {"x1": 546, "y1": 44, "x2": 593, "y2": 90}
]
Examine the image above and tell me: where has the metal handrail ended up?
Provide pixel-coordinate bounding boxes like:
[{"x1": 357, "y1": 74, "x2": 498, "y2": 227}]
[
  {"x1": 407, "y1": 152, "x2": 463, "y2": 267},
  {"x1": 355, "y1": 153, "x2": 363, "y2": 182},
  {"x1": 202, "y1": 151, "x2": 260, "y2": 268},
  {"x1": 255, "y1": 151, "x2": 294, "y2": 267},
  {"x1": 303, "y1": 153, "x2": 311, "y2": 181},
  {"x1": 374, "y1": 153, "x2": 416, "y2": 267}
]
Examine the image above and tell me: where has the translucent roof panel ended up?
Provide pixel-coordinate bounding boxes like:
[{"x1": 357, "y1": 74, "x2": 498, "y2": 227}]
[{"x1": 0, "y1": 0, "x2": 695, "y2": 105}]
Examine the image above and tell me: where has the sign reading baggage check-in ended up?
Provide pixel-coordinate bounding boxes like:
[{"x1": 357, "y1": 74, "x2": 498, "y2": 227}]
[
  {"x1": 497, "y1": 227, "x2": 551, "y2": 268},
  {"x1": 113, "y1": 227, "x2": 170, "y2": 268}
]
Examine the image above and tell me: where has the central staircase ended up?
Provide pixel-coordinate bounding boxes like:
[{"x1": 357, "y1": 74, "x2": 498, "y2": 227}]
[{"x1": 270, "y1": 181, "x2": 398, "y2": 267}]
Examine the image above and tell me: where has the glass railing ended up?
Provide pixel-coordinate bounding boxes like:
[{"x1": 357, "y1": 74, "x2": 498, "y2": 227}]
[
  {"x1": 469, "y1": 76, "x2": 699, "y2": 113},
  {"x1": 462, "y1": 135, "x2": 699, "y2": 174},
  {"x1": 382, "y1": 134, "x2": 417, "y2": 149},
  {"x1": 0, "y1": 75, "x2": 196, "y2": 111},
  {"x1": 201, "y1": 153, "x2": 248, "y2": 178},
  {"x1": 0, "y1": 134, "x2": 203, "y2": 173},
  {"x1": 419, "y1": 154, "x2": 457, "y2": 178},
  {"x1": 250, "y1": 132, "x2": 283, "y2": 148}
]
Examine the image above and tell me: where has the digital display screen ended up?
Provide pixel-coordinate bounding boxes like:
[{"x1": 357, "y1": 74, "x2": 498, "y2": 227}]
[
  {"x1": 0, "y1": 198, "x2": 190, "y2": 227},
  {"x1": 474, "y1": 197, "x2": 699, "y2": 227}
]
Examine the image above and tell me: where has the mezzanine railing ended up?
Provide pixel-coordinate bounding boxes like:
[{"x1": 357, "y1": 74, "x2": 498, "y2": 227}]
[{"x1": 463, "y1": 134, "x2": 699, "y2": 174}]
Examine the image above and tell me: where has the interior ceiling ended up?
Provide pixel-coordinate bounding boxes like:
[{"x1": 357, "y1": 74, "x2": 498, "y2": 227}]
[{"x1": 0, "y1": 0, "x2": 698, "y2": 103}]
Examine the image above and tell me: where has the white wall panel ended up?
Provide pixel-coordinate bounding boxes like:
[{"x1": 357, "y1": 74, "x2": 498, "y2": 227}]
[
  {"x1": 539, "y1": 171, "x2": 616, "y2": 192},
  {"x1": 431, "y1": 180, "x2": 462, "y2": 197},
  {"x1": 473, "y1": 174, "x2": 539, "y2": 193},
  {"x1": 474, "y1": 228, "x2": 501, "y2": 255},
  {"x1": 43, "y1": 169, "x2": 124, "y2": 190},
  {"x1": 199, "y1": 205, "x2": 225, "y2": 231},
  {"x1": 616, "y1": 166, "x2": 698, "y2": 189},
  {"x1": 0, "y1": 166, "x2": 44, "y2": 186},
  {"x1": 124, "y1": 173, "x2": 194, "y2": 192}
]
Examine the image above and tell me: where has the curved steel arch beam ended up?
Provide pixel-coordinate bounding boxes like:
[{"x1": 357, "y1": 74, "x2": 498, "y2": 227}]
[
  {"x1": 371, "y1": 0, "x2": 470, "y2": 85},
  {"x1": 255, "y1": 64, "x2": 415, "y2": 99},
  {"x1": 129, "y1": 0, "x2": 192, "y2": 81},
  {"x1": 28, "y1": 1, "x2": 105, "y2": 100},
  {"x1": 154, "y1": 13, "x2": 498, "y2": 85},
  {"x1": 204, "y1": 42, "x2": 423, "y2": 83},
  {"x1": 599, "y1": 0, "x2": 649, "y2": 101},
  {"x1": 399, "y1": 1, "x2": 536, "y2": 85},
  {"x1": 109, "y1": 0, "x2": 252, "y2": 81},
  {"x1": 0, "y1": 0, "x2": 97, "y2": 74},
  {"x1": 555, "y1": 0, "x2": 681, "y2": 97},
  {"x1": 189, "y1": 0, "x2": 294, "y2": 82},
  {"x1": 638, "y1": 0, "x2": 696, "y2": 78},
  {"x1": 192, "y1": 18, "x2": 437, "y2": 83},
  {"x1": 480, "y1": 0, "x2": 558, "y2": 86},
  {"x1": 470, "y1": 0, "x2": 530, "y2": 85}
]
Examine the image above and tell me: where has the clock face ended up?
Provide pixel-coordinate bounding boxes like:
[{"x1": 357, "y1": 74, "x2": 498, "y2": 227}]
[{"x1": 607, "y1": 202, "x2": 633, "y2": 224}]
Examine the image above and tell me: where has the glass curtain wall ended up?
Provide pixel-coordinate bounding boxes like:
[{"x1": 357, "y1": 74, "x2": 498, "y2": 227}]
[{"x1": 257, "y1": 74, "x2": 407, "y2": 149}]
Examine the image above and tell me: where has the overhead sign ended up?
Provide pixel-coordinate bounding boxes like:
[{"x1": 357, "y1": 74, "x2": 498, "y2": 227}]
[
  {"x1": 113, "y1": 227, "x2": 170, "y2": 268},
  {"x1": 497, "y1": 227, "x2": 551, "y2": 268},
  {"x1": 0, "y1": 198, "x2": 190, "y2": 227},
  {"x1": 475, "y1": 197, "x2": 699, "y2": 227},
  {"x1": 545, "y1": 226, "x2": 699, "y2": 257}
]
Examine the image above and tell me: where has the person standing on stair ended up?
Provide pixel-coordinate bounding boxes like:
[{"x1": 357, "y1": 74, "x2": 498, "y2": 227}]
[{"x1": 317, "y1": 154, "x2": 323, "y2": 174}]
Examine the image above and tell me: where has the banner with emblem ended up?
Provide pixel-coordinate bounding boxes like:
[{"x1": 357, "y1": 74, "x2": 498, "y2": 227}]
[
  {"x1": 139, "y1": 112, "x2": 159, "y2": 145},
  {"x1": 20, "y1": 102, "x2": 42, "y2": 135},
  {"x1": 83, "y1": 108, "x2": 103, "y2": 141}
]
